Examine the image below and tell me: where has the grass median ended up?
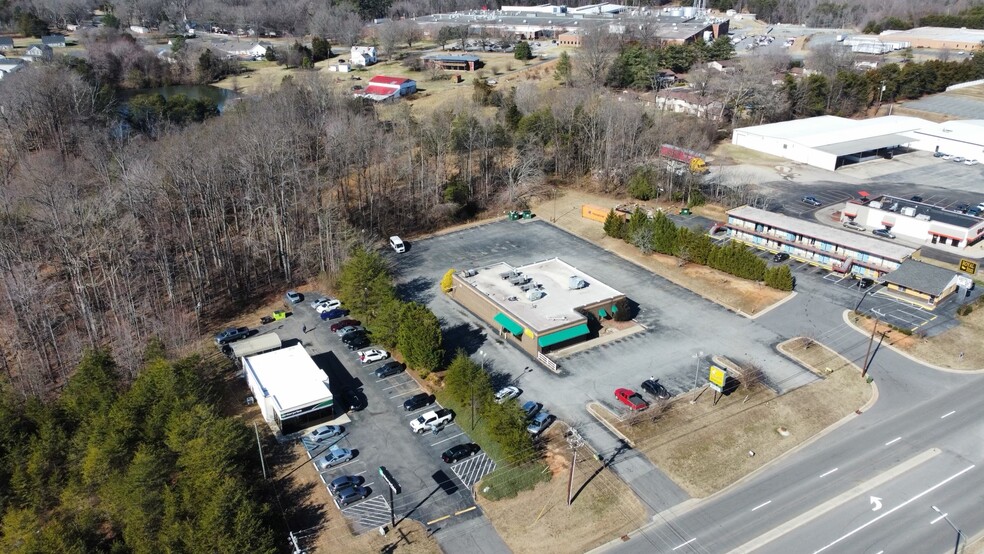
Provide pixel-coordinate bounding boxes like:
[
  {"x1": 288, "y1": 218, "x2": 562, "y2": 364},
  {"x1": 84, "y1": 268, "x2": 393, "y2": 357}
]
[{"x1": 594, "y1": 338, "x2": 872, "y2": 497}]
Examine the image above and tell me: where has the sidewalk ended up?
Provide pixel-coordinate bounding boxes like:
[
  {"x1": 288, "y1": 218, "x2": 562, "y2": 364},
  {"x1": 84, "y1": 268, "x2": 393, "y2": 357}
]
[{"x1": 434, "y1": 514, "x2": 512, "y2": 554}]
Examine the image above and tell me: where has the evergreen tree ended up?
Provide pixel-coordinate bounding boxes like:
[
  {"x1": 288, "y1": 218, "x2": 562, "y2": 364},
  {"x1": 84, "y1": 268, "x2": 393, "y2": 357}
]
[
  {"x1": 397, "y1": 302, "x2": 443, "y2": 376},
  {"x1": 514, "y1": 41, "x2": 533, "y2": 60},
  {"x1": 554, "y1": 51, "x2": 572, "y2": 84},
  {"x1": 603, "y1": 209, "x2": 625, "y2": 239}
]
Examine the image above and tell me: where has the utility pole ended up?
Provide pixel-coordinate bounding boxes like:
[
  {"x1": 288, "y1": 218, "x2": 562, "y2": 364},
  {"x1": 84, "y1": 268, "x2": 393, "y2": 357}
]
[
  {"x1": 566, "y1": 427, "x2": 583, "y2": 506},
  {"x1": 861, "y1": 319, "x2": 878, "y2": 379},
  {"x1": 691, "y1": 351, "x2": 704, "y2": 403},
  {"x1": 475, "y1": 351, "x2": 487, "y2": 431}
]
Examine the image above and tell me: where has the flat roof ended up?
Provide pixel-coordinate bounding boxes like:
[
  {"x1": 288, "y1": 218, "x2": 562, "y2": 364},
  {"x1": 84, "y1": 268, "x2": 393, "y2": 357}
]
[
  {"x1": 816, "y1": 134, "x2": 914, "y2": 155},
  {"x1": 734, "y1": 115, "x2": 931, "y2": 149},
  {"x1": 231, "y1": 332, "x2": 281, "y2": 358},
  {"x1": 728, "y1": 206, "x2": 915, "y2": 261},
  {"x1": 871, "y1": 195, "x2": 984, "y2": 229},
  {"x1": 244, "y1": 344, "x2": 331, "y2": 413},
  {"x1": 422, "y1": 53, "x2": 482, "y2": 62},
  {"x1": 882, "y1": 26, "x2": 984, "y2": 44},
  {"x1": 460, "y1": 258, "x2": 623, "y2": 334},
  {"x1": 909, "y1": 119, "x2": 984, "y2": 147}
]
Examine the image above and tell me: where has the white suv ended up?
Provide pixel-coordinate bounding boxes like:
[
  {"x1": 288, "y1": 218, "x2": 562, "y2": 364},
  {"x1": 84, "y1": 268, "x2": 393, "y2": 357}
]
[{"x1": 389, "y1": 236, "x2": 406, "y2": 253}]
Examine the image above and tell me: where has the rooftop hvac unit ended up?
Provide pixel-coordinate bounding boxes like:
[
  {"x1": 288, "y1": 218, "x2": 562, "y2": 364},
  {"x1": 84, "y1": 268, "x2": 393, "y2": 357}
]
[
  {"x1": 509, "y1": 276, "x2": 530, "y2": 286},
  {"x1": 901, "y1": 207, "x2": 916, "y2": 217},
  {"x1": 916, "y1": 214, "x2": 931, "y2": 221},
  {"x1": 500, "y1": 270, "x2": 519, "y2": 280},
  {"x1": 520, "y1": 283, "x2": 536, "y2": 292},
  {"x1": 869, "y1": 201, "x2": 882, "y2": 209},
  {"x1": 568, "y1": 276, "x2": 587, "y2": 289},
  {"x1": 527, "y1": 289, "x2": 545, "y2": 301}
]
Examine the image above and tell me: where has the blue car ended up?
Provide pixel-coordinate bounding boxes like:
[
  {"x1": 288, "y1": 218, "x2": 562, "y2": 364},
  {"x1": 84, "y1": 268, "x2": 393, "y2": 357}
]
[{"x1": 320, "y1": 308, "x2": 349, "y2": 320}]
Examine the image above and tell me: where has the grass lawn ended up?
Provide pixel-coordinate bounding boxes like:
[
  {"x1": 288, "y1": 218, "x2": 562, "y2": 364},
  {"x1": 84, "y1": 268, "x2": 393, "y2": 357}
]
[{"x1": 595, "y1": 337, "x2": 871, "y2": 497}]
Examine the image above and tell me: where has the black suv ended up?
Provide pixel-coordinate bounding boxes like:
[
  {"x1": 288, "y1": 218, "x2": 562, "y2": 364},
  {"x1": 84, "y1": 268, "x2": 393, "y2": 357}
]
[
  {"x1": 403, "y1": 393, "x2": 435, "y2": 411},
  {"x1": 442, "y1": 443, "x2": 480, "y2": 463},
  {"x1": 375, "y1": 361, "x2": 405, "y2": 378},
  {"x1": 344, "y1": 334, "x2": 370, "y2": 350},
  {"x1": 641, "y1": 378, "x2": 670, "y2": 400}
]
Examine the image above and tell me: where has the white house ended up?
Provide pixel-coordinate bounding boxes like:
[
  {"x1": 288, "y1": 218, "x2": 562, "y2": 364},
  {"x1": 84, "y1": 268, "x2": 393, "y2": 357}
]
[
  {"x1": 129, "y1": 25, "x2": 149, "y2": 34},
  {"x1": 24, "y1": 44, "x2": 52, "y2": 61},
  {"x1": 350, "y1": 45, "x2": 377, "y2": 66},
  {"x1": 0, "y1": 59, "x2": 24, "y2": 79},
  {"x1": 41, "y1": 34, "x2": 66, "y2": 48},
  {"x1": 226, "y1": 42, "x2": 270, "y2": 59}
]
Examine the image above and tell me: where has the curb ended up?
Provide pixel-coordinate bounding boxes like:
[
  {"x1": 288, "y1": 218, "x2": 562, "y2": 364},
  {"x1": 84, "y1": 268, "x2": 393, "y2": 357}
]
[
  {"x1": 841, "y1": 310, "x2": 984, "y2": 374},
  {"x1": 585, "y1": 402, "x2": 634, "y2": 448}
]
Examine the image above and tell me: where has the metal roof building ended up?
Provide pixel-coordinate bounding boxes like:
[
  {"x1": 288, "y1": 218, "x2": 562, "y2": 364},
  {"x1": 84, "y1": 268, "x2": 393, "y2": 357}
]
[
  {"x1": 732, "y1": 115, "x2": 933, "y2": 171},
  {"x1": 243, "y1": 344, "x2": 334, "y2": 434}
]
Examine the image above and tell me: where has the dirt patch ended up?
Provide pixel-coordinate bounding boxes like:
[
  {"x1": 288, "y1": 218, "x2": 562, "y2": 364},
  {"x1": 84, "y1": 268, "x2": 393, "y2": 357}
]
[
  {"x1": 852, "y1": 311, "x2": 984, "y2": 370},
  {"x1": 530, "y1": 190, "x2": 790, "y2": 315},
  {"x1": 595, "y1": 338, "x2": 871, "y2": 497},
  {"x1": 477, "y1": 428, "x2": 647, "y2": 554}
]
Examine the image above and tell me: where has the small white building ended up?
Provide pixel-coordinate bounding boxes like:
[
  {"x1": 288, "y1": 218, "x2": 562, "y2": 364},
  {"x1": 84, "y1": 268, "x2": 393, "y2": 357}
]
[
  {"x1": 129, "y1": 25, "x2": 149, "y2": 34},
  {"x1": 350, "y1": 45, "x2": 377, "y2": 66},
  {"x1": 243, "y1": 344, "x2": 334, "y2": 434},
  {"x1": 226, "y1": 42, "x2": 270, "y2": 59}
]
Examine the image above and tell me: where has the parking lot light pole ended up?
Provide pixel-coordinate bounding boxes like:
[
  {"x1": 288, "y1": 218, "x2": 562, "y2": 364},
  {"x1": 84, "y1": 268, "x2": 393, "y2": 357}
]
[
  {"x1": 932, "y1": 505, "x2": 963, "y2": 554},
  {"x1": 475, "y1": 351, "x2": 487, "y2": 431},
  {"x1": 691, "y1": 351, "x2": 704, "y2": 403}
]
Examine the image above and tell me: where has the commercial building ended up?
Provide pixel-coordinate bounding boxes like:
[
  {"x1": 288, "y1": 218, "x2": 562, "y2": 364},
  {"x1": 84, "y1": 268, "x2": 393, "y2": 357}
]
[
  {"x1": 422, "y1": 53, "x2": 482, "y2": 70},
  {"x1": 906, "y1": 119, "x2": 984, "y2": 161},
  {"x1": 842, "y1": 195, "x2": 984, "y2": 248},
  {"x1": 731, "y1": 115, "x2": 931, "y2": 171},
  {"x1": 879, "y1": 27, "x2": 984, "y2": 51},
  {"x1": 244, "y1": 344, "x2": 334, "y2": 434},
  {"x1": 229, "y1": 332, "x2": 282, "y2": 359},
  {"x1": 727, "y1": 206, "x2": 914, "y2": 278},
  {"x1": 878, "y1": 259, "x2": 965, "y2": 307},
  {"x1": 450, "y1": 258, "x2": 625, "y2": 357}
]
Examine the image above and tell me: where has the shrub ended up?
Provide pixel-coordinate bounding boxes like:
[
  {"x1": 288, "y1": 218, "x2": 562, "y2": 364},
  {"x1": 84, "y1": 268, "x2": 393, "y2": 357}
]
[
  {"x1": 440, "y1": 269, "x2": 455, "y2": 293},
  {"x1": 611, "y1": 297, "x2": 632, "y2": 322},
  {"x1": 603, "y1": 209, "x2": 625, "y2": 239},
  {"x1": 957, "y1": 304, "x2": 974, "y2": 316}
]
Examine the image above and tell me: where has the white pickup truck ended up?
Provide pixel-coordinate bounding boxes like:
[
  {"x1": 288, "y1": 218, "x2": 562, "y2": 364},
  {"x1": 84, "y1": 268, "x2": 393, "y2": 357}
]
[{"x1": 410, "y1": 409, "x2": 454, "y2": 434}]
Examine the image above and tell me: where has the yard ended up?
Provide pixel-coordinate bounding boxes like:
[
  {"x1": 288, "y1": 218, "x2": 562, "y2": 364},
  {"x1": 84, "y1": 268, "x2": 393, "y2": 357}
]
[
  {"x1": 852, "y1": 306, "x2": 984, "y2": 370},
  {"x1": 593, "y1": 337, "x2": 871, "y2": 498}
]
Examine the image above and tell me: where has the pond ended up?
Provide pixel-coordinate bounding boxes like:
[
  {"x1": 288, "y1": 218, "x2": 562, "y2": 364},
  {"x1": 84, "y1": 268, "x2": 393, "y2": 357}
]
[{"x1": 124, "y1": 85, "x2": 240, "y2": 113}]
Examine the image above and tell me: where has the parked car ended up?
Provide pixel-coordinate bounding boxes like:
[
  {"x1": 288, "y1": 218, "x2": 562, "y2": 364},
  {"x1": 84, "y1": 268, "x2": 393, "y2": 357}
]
[
  {"x1": 842, "y1": 220, "x2": 866, "y2": 231},
  {"x1": 375, "y1": 361, "x2": 405, "y2": 378},
  {"x1": 328, "y1": 475, "x2": 363, "y2": 493},
  {"x1": 442, "y1": 443, "x2": 481, "y2": 463},
  {"x1": 494, "y1": 385, "x2": 521, "y2": 404},
  {"x1": 521, "y1": 400, "x2": 542, "y2": 419},
  {"x1": 933, "y1": 151, "x2": 945, "y2": 158},
  {"x1": 336, "y1": 325, "x2": 365, "y2": 337},
  {"x1": 320, "y1": 308, "x2": 348, "y2": 320},
  {"x1": 801, "y1": 196, "x2": 822, "y2": 206},
  {"x1": 389, "y1": 235, "x2": 406, "y2": 253},
  {"x1": 315, "y1": 445, "x2": 353, "y2": 470},
  {"x1": 285, "y1": 290, "x2": 302, "y2": 304},
  {"x1": 342, "y1": 389, "x2": 365, "y2": 411},
  {"x1": 358, "y1": 349, "x2": 389, "y2": 364},
  {"x1": 527, "y1": 412, "x2": 555, "y2": 435},
  {"x1": 306, "y1": 425, "x2": 343, "y2": 443},
  {"x1": 872, "y1": 228, "x2": 897, "y2": 239},
  {"x1": 334, "y1": 485, "x2": 369, "y2": 506},
  {"x1": 615, "y1": 388, "x2": 648, "y2": 411},
  {"x1": 641, "y1": 378, "x2": 670, "y2": 400},
  {"x1": 330, "y1": 319, "x2": 361, "y2": 332},
  {"x1": 964, "y1": 159, "x2": 979, "y2": 166},
  {"x1": 910, "y1": 195, "x2": 924, "y2": 202},
  {"x1": 309, "y1": 297, "x2": 329, "y2": 309},
  {"x1": 315, "y1": 299, "x2": 343, "y2": 313},
  {"x1": 942, "y1": 154, "x2": 954, "y2": 160},
  {"x1": 859, "y1": 277, "x2": 875, "y2": 289},
  {"x1": 970, "y1": 207, "x2": 984, "y2": 217},
  {"x1": 403, "y1": 393, "x2": 435, "y2": 411},
  {"x1": 345, "y1": 335, "x2": 371, "y2": 350},
  {"x1": 214, "y1": 327, "x2": 250, "y2": 345},
  {"x1": 953, "y1": 157, "x2": 966, "y2": 163},
  {"x1": 955, "y1": 203, "x2": 971, "y2": 213},
  {"x1": 773, "y1": 252, "x2": 790, "y2": 262}
]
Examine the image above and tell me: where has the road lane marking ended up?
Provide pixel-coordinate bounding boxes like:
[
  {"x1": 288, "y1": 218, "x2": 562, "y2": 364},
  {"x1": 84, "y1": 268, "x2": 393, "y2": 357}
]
[
  {"x1": 941, "y1": 410, "x2": 956, "y2": 419},
  {"x1": 819, "y1": 468, "x2": 838, "y2": 478},
  {"x1": 930, "y1": 513, "x2": 947, "y2": 525},
  {"x1": 751, "y1": 501, "x2": 772, "y2": 512},
  {"x1": 885, "y1": 437, "x2": 902, "y2": 446},
  {"x1": 672, "y1": 538, "x2": 696, "y2": 550},
  {"x1": 730, "y1": 448, "x2": 942, "y2": 553},
  {"x1": 813, "y1": 464, "x2": 975, "y2": 553}
]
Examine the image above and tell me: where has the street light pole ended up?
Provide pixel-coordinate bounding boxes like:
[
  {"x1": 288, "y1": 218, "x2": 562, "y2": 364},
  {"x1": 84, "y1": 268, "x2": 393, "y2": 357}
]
[
  {"x1": 474, "y1": 351, "x2": 486, "y2": 431},
  {"x1": 932, "y1": 505, "x2": 963, "y2": 554}
]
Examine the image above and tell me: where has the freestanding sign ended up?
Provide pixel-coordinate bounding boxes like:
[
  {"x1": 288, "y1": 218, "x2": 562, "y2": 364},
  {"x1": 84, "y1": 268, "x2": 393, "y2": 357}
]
[
  {"x1": 959, "y1": 259, "x2": 978, "y2": 275},
  {"x1": 708, "y1": 365, "x2": 727, "y2": 393}
]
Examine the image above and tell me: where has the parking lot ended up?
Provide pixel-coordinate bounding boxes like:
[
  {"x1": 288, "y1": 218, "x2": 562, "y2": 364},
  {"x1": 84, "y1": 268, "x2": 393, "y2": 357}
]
[
  {"x1": 273, "y1": 300, "x2": 489, "y2": 533},
  {"x1": 390, "y1": 220, "x2": 815, "y2": 455}
]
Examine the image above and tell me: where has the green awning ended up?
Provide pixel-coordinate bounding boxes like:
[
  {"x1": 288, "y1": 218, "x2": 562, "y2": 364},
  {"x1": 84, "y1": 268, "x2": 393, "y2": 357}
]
[
  {"x1": 493, "y1": 312, "x2": 524, "y2": 335},
  {"x1": 538, "y1": 323, "x2": 590, "y2": 348},
  {"x1": 598, "y1": 308, "x2": 608, "y2": 317},
  {"x1": 611, "y1": 304, "x2": 618, "y2": 313}
]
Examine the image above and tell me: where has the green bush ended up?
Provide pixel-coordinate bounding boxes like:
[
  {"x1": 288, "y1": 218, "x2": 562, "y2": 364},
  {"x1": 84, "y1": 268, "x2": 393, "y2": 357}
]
[
  {"x1": 957, "y1": 304, "x2": 974, "y2": 316},
  {"x1": 611, "y1": 297, "x2": 632, "y2": 322},
  {"x1": 603, "y1": 209, "x2": 626, "y2": 239},
  {"x1": 627, "y1": 168, "x2": 657, "y2": 200}
]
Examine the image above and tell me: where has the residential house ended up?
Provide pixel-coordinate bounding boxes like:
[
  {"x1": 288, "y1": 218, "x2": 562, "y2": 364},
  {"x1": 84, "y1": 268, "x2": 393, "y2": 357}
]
[
  {"x1": 0, "y1": 37, "x2": 14, "y2": 51},
  {"x1": 41, "y1": 34, "x2": 66, "y2": 48},
  {"x1": 0, "y1": 59, "x2": 24, "y2": 79},
  {"x1": 129, "y1": 25, "x2": 150, "y2": 34},
  {"x1": 355, "y1": 75, "x2": 417, "y2": 101},
  {"x1": 24, "y1": 44, "x2": 53, "y2": 61},
  {"x1": 707, "y1": 59, "x2": 738, "y2": 72},
  {"x1": 226, "y1": 42, "x2": 270, "y2": 59},
  {"x1": 350, "y1": 46, "x2": 377, "y2": 66},
  {"x1": 654, "y1": 89, "x2": 724, "y2": 120}
]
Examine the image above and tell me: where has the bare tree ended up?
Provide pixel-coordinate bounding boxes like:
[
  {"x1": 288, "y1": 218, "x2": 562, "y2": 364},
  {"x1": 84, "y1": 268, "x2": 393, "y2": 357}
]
[{"x1": 577, "y1": 27, "x2": 615, "y2": 86}]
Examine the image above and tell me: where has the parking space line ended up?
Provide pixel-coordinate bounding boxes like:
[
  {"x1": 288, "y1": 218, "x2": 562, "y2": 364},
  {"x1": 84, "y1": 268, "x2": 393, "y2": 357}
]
[
  {"x1": 430, "y1": 432, "x2": 464, "y2": 446},
  {"x1": 389, "y1": 390, "x2": 420, "y2": 398},
  {"x1": 380, "y1": 380, "x2": 414, "y2": 389},
  {"x1": 406, "y1": 403, "x2": 444, "y2": 417}
]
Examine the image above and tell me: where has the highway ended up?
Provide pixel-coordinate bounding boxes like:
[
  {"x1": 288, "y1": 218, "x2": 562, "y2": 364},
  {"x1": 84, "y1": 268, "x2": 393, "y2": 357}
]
[{"x1": 596, "y1": 291, "x2": 984, "y2": 554}]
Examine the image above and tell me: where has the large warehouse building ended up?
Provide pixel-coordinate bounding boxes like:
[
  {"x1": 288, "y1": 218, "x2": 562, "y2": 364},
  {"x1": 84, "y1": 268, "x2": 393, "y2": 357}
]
[
  {"x1": 450, "y1": 258, "x2": 625, "y2": 358},
  {"x1": 731, "y1": 115, "x2": 930, "y2": 171},
  {"x1": 907, "y1": 119, "x2": 984, "y2": 160},
  {"x1": 244, "y1": 344, "x2": 334, "y2": 435}
]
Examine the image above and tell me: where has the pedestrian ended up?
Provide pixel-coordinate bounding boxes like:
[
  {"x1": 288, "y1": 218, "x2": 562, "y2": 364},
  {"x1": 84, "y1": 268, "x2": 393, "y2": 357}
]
[{"x1": 302, "y1": 324, "x2": 307, "y2": 334}]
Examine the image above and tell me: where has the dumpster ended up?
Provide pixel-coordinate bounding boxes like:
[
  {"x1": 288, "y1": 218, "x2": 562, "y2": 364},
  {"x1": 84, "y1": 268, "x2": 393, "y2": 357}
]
[
  {"x1": 680, "y1": 208, "x2": 692, "y2": 215},
  {"x1": 522, "y1": 209, "x2": 533, "y2": 219},
  {"x1": 507, "y1": 210, "x2": 520, "y2": 221},
  {"x1": 272, "y1": 310, "x2": 288, "y2": 321}
]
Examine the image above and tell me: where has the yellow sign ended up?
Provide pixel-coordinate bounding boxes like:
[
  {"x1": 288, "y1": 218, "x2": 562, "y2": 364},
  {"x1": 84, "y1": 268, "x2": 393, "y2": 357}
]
[
  {"x1": 959, "y1": 259, "x2": 978, "y2": 275},
  {"x1": 708, "y1": 365, "x2": 727, "y2": 389}
]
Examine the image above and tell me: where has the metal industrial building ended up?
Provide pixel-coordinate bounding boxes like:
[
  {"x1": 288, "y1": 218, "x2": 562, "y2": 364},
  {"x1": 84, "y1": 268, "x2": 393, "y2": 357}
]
[
  {"x1": 727, "y1": 206, "x2": 914, "y2": 278},
  {"x1": 243, "y1": 344, "x2": 334, "y2": 434},
  {"x1": 906, "y1": 119, "x2": 984, "y2": 160},
  {"x1": 731, "y1": 115, "x2": 931, "y2": 171},
  {"x1": 450, "y1": 258, "x2": 625, "y2": 358},
  {"x1": 842, "y1": 195, "x2": 984, "y2": 248}
]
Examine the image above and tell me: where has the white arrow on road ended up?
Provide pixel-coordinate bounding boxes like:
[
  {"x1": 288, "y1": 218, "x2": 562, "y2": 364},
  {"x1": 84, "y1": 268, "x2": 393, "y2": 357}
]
[{"x1": 870, "y1": 496, "x2": 883, "y2": 511}]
